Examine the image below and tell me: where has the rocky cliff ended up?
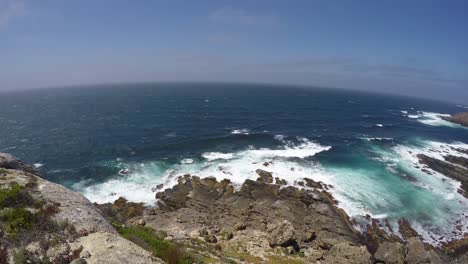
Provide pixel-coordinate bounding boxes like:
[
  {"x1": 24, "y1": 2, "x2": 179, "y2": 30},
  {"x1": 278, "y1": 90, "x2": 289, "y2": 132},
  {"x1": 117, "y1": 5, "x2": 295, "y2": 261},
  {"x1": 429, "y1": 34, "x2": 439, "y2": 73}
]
[
  {"x1": 1, "y1": 153, "x2": 467, "y2": 264},
  {"x1": 0, "y1": 153, "x2": 163, "y2": 264}
]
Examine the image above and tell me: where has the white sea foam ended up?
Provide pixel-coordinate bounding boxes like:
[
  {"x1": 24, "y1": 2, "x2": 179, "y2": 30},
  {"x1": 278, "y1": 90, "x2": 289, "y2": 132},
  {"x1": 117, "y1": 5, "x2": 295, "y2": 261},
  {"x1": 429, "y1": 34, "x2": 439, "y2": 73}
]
[
  {"x1": 369, "y1": 140, "x2": 468, "y2": 244},
  {"x1": 375, "y1": 124, "x2": 384, "y2": 127},
  {"x1": 180, "y1": 158, "x2": 194, "y2": 164},
  {"x1": 410, "y1": 111, "x2": 465, "y2": 128},
  {"x1": 77, "y1": 137, "x2": 331, "y2": 205},
  {"x1": 361, "y1": 137, "x2": 393, "y2": 141},
  {"x1": 75, "y1": 161, "x2": 179, "y2": 204},
  {"x1": 202, "y1": 152, "x2": 234, "y2": 161},
  {"x1": 33, "y1": 163, "x2": 43, "y2": 168},
  {"x1": 75, "y1": 136, "x2": 468, "y2": 245},
  {"x1": 230, "y1": 129, "x2": 250, "y2": 135},
  {"x1": 274, "y1": 134, "x2": 285, "y2": 141}
]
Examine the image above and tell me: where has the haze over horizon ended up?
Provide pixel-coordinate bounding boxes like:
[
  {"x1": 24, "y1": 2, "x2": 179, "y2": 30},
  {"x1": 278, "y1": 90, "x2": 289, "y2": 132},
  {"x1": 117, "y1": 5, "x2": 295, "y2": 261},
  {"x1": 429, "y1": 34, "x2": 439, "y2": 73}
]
[{"x1": 1, "y1": 0, "x2": 467, "y2": 103}]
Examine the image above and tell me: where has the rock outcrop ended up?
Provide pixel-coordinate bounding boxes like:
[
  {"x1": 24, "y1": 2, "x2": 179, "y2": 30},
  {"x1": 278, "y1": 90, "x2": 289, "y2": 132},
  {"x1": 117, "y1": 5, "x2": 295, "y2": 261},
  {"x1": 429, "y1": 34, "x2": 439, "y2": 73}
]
[
  {"x1": 441, "y1": 112, "x2": 468, "y2": 127},
  {"x1": 2, "y1": 152, "x2": 468, "y2": 263},
  {"x1": 70, "y1": 232, "x2": 162, "y2": 264},
  {"x1": 0, "y1": 153, "x2": 163, "y2": 264},
  {"x1": 140, "y1": 173, "x2": 466, "y2": 263},
  {"x1": 417, "y1": 154, "x2": 468, "y2": 197}
]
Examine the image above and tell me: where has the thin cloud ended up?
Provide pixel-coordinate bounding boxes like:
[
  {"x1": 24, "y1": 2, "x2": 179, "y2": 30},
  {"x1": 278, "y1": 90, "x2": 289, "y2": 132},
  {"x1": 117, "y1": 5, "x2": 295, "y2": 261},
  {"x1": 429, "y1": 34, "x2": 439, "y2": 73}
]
[
  {"x1": 232, "y1": 57, "x2": 463, "y2": 87},
  {"x1": 0, "y1": 0, "x2": 26, "y2": 29},
  {"x1": 210, "y1": 7, "x2": 277, "y2": 26}
]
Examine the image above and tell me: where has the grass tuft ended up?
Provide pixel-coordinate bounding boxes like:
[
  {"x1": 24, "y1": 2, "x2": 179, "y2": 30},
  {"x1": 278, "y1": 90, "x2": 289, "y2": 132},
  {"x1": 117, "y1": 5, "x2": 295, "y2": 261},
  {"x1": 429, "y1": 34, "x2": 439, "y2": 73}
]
[{"x1": 113, "y1": 223, "x2": 193, "y2": 264}]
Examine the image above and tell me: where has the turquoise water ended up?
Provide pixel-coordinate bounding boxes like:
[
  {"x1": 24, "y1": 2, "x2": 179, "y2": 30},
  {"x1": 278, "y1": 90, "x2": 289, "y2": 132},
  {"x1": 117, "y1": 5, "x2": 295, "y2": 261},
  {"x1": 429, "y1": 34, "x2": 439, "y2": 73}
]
[{"x1": 0, "y1": 83, "x2": 467, "y2": 245}]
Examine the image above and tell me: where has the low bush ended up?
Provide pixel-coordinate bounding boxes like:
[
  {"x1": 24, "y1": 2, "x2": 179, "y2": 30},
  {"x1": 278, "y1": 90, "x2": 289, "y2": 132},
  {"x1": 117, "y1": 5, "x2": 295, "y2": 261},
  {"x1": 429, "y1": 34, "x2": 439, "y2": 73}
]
[{"x1": 113, "y1": 224, "x2": 193, "y2": 264}]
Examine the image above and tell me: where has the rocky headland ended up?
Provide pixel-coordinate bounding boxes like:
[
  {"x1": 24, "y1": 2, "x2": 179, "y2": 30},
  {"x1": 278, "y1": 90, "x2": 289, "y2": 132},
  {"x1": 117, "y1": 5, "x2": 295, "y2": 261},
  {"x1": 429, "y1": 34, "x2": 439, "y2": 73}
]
[
  {"x1": 441, "y1": 112, "x2": 468, "y2": 127},
  {"x1": 1, "y1": 153, "x2": 468, "y2": 263}
]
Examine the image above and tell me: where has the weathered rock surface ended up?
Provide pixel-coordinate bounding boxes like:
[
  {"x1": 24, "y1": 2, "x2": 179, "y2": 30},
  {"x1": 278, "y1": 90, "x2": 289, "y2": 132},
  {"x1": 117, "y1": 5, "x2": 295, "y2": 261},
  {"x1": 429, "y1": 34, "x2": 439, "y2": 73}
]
[
  {"x1": 147, "y1": 174, "x2": 363, "y2": 261},
  {"x1": 322, "y1": 242, "x2": 372, "y2": 264},
  {"x1": 374, "y1": 242, "x2": 406, "y2": 264},
  {"x1": 70, "y1": 232, "x2": 163, "y2": 264},
  {"x1": 0, "y1": 153, "x2": 160, "y2": 264},
  {"x1": 255, "y1": 168, "x2": 273, "y2": 183}
]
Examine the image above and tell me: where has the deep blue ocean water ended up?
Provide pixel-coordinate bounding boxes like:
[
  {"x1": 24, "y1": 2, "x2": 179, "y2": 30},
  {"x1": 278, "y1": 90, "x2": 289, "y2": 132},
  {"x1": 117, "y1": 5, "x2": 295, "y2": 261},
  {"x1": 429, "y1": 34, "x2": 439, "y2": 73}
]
[{"x1": 0, "y1": 83, "x2": 467, "y2": 245}]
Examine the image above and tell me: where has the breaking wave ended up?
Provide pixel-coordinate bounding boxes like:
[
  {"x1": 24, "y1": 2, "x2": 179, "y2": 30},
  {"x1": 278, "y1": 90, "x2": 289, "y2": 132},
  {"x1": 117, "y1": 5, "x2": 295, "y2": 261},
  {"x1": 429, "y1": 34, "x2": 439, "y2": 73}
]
[
  {"x1": 74, "y1": 135, "x2": 468, "y2": 246},
  {"x1": 406, "y1": 111, "x2": 465, "y2": 128}
]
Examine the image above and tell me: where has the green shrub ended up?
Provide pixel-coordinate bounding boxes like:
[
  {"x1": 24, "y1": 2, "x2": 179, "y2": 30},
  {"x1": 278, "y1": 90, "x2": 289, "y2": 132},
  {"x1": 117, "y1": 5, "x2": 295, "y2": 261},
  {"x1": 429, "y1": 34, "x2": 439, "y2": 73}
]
[
  {"x1": 0, "y1": 208, "x2": 37, "y2": 237},
  {"x1": 0, "y1": 183, "x2": 24, "y2": 207},
  {"x1": 113, "y1": 224, "x2": 192, "y2": 264},
  {"x1": 0, "y1": 168, "x2": 10, "y2": 175},
  {"x1": 13, "y1": 247, "x2": 28, "y2": 264}
]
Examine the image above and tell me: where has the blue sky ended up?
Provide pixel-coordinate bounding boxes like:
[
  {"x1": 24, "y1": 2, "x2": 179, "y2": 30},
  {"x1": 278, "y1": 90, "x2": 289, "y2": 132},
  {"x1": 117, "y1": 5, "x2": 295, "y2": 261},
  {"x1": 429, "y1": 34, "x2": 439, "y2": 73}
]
[{"x1": 1, "y1": 0, "x2": 467, "y2": 102}]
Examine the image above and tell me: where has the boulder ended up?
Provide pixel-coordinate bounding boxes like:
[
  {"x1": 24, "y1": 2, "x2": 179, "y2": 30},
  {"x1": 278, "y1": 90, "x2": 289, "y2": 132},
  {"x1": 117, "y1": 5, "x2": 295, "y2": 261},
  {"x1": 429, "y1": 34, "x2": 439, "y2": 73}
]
[
  {"x1": 304, "y1": 178, "x2": 323, "y2": 189},
  {"x1": 322, "y1": 242, "x2": 372, "y2": 264},
  {"x1": 405, "y1": 237, "x2": 431, "y2": 263},
  {"x1": 267, "y1": 220, "x2": 296, "y2": 247},
  {"x1": 374, "y1": 242, "x2": 406, "y2": 264},
  {"x1": 0, "y1": 153, "x2": 20, "y2": 169},
  {"x1": 255, "y1": 169, "x2": 273, "y2": 183}
]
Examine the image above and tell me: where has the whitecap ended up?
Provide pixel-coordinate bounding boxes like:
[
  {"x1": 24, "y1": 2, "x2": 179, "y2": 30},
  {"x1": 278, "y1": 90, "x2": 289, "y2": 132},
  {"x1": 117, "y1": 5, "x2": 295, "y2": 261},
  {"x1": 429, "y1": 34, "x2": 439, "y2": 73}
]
[
  {"x1": 33, "y1": 163, "x2": 43, "y2": 168},
  {"x1": 274, "y1": 134, "x2": 285, "y2": 141},
  {"x1": 412, "y1": 111, "x2": 465, "y2": 128},
  {"x1": 231, "y1": 129, "x2": 250, "y2": 135},
  {"x1": 361, "y1": 137, "x2": 393, "y2": 141},
  {"x1": 375, "y1": 124, "x2": 384, "y2": 127},
  {"x1": 202, "y1": 152, "x2": 234, "y2": 161},
  {"x1": 180, "y1": 158, "x2": 194, "y2": 164}
]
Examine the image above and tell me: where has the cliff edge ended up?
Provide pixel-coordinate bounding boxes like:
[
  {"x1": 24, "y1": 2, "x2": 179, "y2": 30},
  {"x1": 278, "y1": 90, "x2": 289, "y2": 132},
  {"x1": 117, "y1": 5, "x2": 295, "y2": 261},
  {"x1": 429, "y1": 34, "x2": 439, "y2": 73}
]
[{"x1": 0, "y1": 153, "x2": 163, "y2": 264}]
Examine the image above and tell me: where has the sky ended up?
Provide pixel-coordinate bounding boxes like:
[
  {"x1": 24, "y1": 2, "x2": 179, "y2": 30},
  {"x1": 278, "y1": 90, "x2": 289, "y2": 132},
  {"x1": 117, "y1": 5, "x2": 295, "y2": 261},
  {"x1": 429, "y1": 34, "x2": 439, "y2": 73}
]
[{"x1": 1, "y1": 0, "x2": 467, "y2": 103}]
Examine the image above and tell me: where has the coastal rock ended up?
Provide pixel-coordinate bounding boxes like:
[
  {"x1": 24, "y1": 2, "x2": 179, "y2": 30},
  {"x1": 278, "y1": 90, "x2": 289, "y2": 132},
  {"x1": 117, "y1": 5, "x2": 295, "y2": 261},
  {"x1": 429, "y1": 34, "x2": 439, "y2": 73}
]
[
  {"x1": 267, "y1": 220, "x2": 296, "y2": 247},
  {"x1": 255, "y1": 169, "x2": 273, "y2": 183},
  {"x1": 398, "y1": 218, "x2": 419, "y2": 240},
  {"x1": 143, "y1": 173, "x2": 361, "y2": 262},
  {"x1": 441, "y1": 112, "x2": 468, "y2": 127},
  {"x1": 0, "y1": 153, "x2": 20, "y2": 169},
  {"x1": 321, "y1": 242, "x2": 372, "y2": 264},
  {"x1": 304, "y1": 177, "x2": 324, "y2": 189},
  {"x1": 405, "y1": 237, "x2": 431, "y2": 263},
  {"x1": 70, "y1": 232, "x2": 164, "y2": 264},
  {"x1": 374, "y1": 242, "x2": 406, "y2": 264},
  {"x1": 36, "y1": 177, "x2": 117, "y2": 234},
  {"x1": 0, "y1": 153, "x2": 158, "y2": 263},
  {"x1": 417, "y1": 154, "x2": 468, "y2": 197},
  {"x1": 0, "y1": 152, "x2": 38, "y2": 174}
]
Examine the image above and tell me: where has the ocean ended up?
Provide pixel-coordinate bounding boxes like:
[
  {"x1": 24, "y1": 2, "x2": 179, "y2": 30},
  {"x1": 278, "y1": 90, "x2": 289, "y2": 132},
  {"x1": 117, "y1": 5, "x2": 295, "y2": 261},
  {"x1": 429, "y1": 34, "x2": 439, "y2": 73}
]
[{"x1": 0, "y1": 83, "x2": 467, "y2": 246}]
